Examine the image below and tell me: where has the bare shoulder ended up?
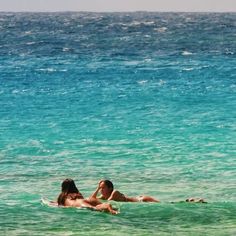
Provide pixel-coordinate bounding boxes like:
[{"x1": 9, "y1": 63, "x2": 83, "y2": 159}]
[
  {"x1": 109, "y1": 190, "x2": 126, "y2": 201},
  {"x1": 112, "y1": 190, "x2": 123, "y2": 196}
]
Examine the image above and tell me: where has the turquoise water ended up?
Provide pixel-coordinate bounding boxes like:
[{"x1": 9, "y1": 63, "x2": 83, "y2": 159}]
[{"x1": 0, "y1": 12, "x2": 236, "y2": 235}]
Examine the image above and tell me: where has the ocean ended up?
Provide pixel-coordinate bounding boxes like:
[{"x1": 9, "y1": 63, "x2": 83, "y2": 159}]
[{"x1": 0, "y1": 12, "x2": 235, "y2": 235}]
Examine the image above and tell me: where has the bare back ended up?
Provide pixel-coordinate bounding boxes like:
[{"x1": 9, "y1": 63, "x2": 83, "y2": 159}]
[
  {"x1": 107, "y1": 190, "x2": 159, "y2": 202},
  {"x1": 108, "y1": 190, "x2": 137, "y2": 202}
]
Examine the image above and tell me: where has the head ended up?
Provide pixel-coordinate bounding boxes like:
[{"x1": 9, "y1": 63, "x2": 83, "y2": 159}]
[
  {"x1": 57, "y1": 178, "x2": 83, "y2": 206},
  {"x1": 61, "y1": 178, "x2": 79, "y2": 194},
  {"x1": 100, "y1": 180, "x2": 114, "y2": 197}
]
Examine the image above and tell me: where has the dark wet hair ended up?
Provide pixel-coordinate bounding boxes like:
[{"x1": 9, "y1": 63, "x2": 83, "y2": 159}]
[
  {"x1": 61, "y1": 178, "x2": 79, "y2": 193},
  {"x1": 57, "y1": 178, "x2": 83, "y2": 205},
  {"x1": 103, "y1": 180, "x2": 114, "y2": 191}
]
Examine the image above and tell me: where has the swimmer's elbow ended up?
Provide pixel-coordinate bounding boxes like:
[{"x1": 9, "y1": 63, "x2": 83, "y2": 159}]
[{"x1": 107, "y1": 196, "x2": 114, "y2": 201}]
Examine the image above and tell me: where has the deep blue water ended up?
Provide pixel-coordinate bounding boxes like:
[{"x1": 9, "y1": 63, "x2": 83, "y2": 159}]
[{"x1": 0, "y1": 12, "x2": 236, "y2": 235}]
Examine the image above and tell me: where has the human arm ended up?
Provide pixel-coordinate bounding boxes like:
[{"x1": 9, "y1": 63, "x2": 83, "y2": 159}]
[
  {"x1": 95, "y1": 203, "x2": 118, "y2": 214},
  {"x1": 81, "y1": 199, "x2": 118, "y2": 214},
  {"x1": 65, "y1": 198, "x2": 118, "y2": 214},
  {"x1": 89, "y1": 180, "x2": 104, "y2": 199}
]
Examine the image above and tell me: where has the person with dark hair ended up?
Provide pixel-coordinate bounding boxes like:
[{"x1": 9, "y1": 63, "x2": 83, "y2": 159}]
[
  {"x1": 57, "y1": 178, "x2": 84, "y2": 205},
  {"x1": 91, "y1": 179, "x2": 160, "y2": 202},
  {"x1": 57, "y1": 178, "x2": 118, "y2": 214}
]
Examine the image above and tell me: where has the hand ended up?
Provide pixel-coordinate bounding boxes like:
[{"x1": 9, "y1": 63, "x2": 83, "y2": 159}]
[{"x1": 98, "y1": 180, "x2": 104, "y2": 189}]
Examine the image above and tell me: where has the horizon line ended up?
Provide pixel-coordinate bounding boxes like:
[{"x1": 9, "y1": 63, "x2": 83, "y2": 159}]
[{"x1": 0, "y1": 10, "x2": 236, "y2": 13}]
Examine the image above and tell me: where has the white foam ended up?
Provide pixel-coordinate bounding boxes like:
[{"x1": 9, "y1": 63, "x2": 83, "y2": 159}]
[
  {"x1": 155, "y1": 27, "x2": 168, "y2": 33},
  {"x1": 182, "y1": 67, "x2": 194, "y2": 71},
  {"x1": 36, "y1": 68, "x2": 56, "y2": 72},
  {"x1": 208, "y1": 152, "x2": 227, "y2": 158},
  {"x1": 138, "y1": 80, "x2": 148, "y2": 84},
  {"x1": 25, "y1": 42, "x2": 36, "y2": 45},
  {"x1": 26, "y1": 139, "x2": 42, "y2": 147},
  {"x1": 62, "y1": 47, "x2": 70, "y2": 52},
  {"x1": 182, "y1": 51, "x2": 193, "y2": 56},
  {"x1": 24, "y1": 31, "x2": 32, "y2": 35},
  {"x1": 158, "y1": 79, "x2": 166, "y2": 86}
]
